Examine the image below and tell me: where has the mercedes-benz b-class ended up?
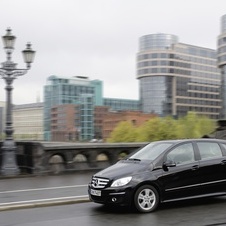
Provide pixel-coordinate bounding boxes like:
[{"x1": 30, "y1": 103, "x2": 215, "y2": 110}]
[{"x1": 88, "y1": 139, "x2": 226, "y2": 212}]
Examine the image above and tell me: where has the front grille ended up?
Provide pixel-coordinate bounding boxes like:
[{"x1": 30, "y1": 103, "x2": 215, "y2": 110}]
[{"x1": 91, "y1": 176, "x2": 110, "y2": 188}]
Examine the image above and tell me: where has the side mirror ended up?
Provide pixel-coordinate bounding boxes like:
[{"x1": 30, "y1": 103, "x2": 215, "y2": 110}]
[{"x1": 163, "y1": 160, "x2": 176, "y2": 171}]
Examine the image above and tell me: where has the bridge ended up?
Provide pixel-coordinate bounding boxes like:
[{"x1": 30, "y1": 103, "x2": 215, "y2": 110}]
[
  {"x1": 0, "y1": 142, "x2": 148, "y2": 175},
  {"x1": 3, "y1": 118, "x2": 226, "y2": 176}
]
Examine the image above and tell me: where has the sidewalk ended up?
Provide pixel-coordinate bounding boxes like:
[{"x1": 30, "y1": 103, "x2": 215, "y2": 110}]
[{"x1": 0, "y1": 195, "x2": 90, "y2": 212}]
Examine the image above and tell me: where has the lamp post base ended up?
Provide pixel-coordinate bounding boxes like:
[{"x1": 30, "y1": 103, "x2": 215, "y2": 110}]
[{"x1": 1, "y1": 140, "x2": 20, "y2": 176}]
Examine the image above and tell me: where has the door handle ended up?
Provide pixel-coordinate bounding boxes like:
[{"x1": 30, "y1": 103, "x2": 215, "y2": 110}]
[
  {"x1": 221, "y1": 160, "x2": 226, "y2": 165},
  {"x1": 191, "y1": 165, "x2": 199, "y2": 170}
]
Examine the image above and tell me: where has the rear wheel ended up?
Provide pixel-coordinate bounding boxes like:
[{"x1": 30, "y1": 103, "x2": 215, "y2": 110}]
[{"x1": 134, "y1": 185, "x2": 159, "y2": 213}]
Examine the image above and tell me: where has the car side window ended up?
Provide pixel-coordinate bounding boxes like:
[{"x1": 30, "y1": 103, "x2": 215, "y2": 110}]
[
  {"x1": 221, "y1": 144, "x2": 226, "y2": 154},
  {"x1": 167, "y1": 143, "x2": 195, "y2": 165},
  {"x1": 197, "y1": 142, "x2": 222, "y2": 160}
]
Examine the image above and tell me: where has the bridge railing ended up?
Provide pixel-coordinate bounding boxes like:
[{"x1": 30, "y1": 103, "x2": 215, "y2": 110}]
[{"x1": 0, "y1": 141, "x2": 148, "y2": 175}]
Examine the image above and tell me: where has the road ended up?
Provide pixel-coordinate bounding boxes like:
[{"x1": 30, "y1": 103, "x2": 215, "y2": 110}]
[
  {"x1": 0, "y1": 171, "x2": 95, "y2": 210},
  {"x1": 1, "y1": 172, "x2": 226, "y2": 225},
  {"x1": 1, "y1": 196, "x2": 226, "y2": 225}
]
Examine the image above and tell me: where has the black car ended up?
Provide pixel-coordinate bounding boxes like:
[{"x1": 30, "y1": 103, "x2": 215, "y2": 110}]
[{"x1": 88, "y1": 139, "x2": 226, "y2": 213}]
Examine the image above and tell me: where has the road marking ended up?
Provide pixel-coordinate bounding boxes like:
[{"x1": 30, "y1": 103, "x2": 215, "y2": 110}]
[
  {"x1": 0, "y1": 184, "x2": 88, "y2": 194},
  {"x1": 0, "y1": 195, "x2": 89, "y2": 206}
]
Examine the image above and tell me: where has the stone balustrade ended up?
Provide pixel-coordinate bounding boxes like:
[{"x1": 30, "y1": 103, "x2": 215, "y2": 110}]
[{"x1": 0, "y1": 141, "x2": 148, "y2": 175}]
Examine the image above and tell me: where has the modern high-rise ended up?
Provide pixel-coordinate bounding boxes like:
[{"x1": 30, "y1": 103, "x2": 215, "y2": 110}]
[
  {"x1": 137, "y1": 33, "x2": 221, "y2": 119},
  {"x1": 44, "y1": 75, "x2": 140, "y2": 141},
  {"x1": 218, "y1": 14, "x2": 226, "y2": 118},
  {"x1": 44, "y1": 75, "x2": 102, "y2": 141}
]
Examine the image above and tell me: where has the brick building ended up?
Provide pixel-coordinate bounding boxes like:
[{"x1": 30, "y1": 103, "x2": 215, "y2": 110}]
[
  {"x1": 102, "y1": 111, "x2": 156, "y2": 141},
  {"x1": 51, "y1": 104, "x2": 78, "y2": 141},
  {"x1": 94, "y1": 106, "x2": 110, "y2": 140},
  {"x1": 51, "y1": 104, "x2": 110, "y2": 142}
]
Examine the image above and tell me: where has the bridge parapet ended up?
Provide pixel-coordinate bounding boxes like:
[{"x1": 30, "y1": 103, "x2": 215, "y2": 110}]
[{"x1": 0, "y1": 141, "x2": 147, "y2": 175}]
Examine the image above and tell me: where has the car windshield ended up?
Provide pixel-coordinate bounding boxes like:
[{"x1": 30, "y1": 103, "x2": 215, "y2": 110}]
[{"x1": 129, "y1": 142, "x2": 173, "y2": 161}]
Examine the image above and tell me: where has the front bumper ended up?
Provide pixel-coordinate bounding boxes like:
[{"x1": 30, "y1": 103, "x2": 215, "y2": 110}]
[{"x1": 88, "y1": 184, "x2": 133, "y2": 206}]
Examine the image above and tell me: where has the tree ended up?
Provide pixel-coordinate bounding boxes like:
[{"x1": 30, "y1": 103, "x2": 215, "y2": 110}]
[
  {"x1": 158, "y1": 116, "x2": 179, "y2": 140},
  {"x1": 107, "y1": 121, "x2": 137, "y2": 143},
  {"x1": 136, "y1": 117, "x2": 162, "y2": 141},
  {"x1": 176, "y1": 112, "x2": 216, "y2": 139},
  {"x1": 136, "y1": 116, "x2": 178, "y2": 142},
  {"x1": 107, "y1": 112, "x2": 216, "y2": 143}
]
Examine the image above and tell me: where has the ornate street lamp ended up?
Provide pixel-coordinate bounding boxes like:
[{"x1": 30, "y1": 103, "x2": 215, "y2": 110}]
[{"x1": 0, "y1": 28, "x2": 35, "y2": 175}]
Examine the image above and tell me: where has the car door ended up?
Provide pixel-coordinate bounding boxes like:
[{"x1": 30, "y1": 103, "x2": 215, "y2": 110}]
[
  {"x1": 195, "y1": 141, "x2": 226, "y2": 194},
  {"x1": 159, "y1": 142, "x2": 200, "y2": 201}
]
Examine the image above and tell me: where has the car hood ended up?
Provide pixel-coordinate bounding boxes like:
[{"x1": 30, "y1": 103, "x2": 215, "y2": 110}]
[{"x1": 94, "y1": 160, "x2": 152, "y2": 179}]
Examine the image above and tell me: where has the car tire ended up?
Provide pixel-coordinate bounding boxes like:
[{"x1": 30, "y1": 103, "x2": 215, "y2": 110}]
[{"x1": 134, "y1": 185, "x2": 159, "y2": 213}]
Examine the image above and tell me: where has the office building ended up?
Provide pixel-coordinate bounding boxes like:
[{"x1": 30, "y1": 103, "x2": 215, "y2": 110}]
[
  {"x1": 137, "y1": 33, "x2": 221, "y2": 119},
  {"x1": 94, "y1": 106, "x2": 110, "y2": 140},
  {"x1": 218, "y1": 14, "x2": 226, "y2": 118},
  {"x1": 44, "y1": 75, "x2": 101, "y2": 141},
  {"x1": 51, "y1": 105, "x2": 110, "y2": 142},
  {"x1": 103, "y1": 98, "x2": 139, "y2": 111},
  {"x1": 44, "y1": 75, "x2": 139, "y2": 141},
  {"x1": 13, "y1": 103, "x2": 44, "y2": 140},
  {"x1": 51, "y1": 104, "x2": 78, "y2": 141}
]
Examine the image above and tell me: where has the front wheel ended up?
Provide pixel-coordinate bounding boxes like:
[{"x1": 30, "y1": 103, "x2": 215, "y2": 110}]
[{"x1": 134, "y1": 185, "x2": 159, "y2": 213}]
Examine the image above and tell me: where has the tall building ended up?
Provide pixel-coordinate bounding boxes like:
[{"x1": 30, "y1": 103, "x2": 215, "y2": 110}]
[
  {"x1": 218, "y1": 14, "x2": 226, "y2": 118},
  {"x1": 137, "y1": 33, "x2": 221, "y2": 119},
  {"x1": 44, "y1": 75, "x2": 139, "y2": 141},
  {"x1": 44, "y1": 75, "x2": 102, "y2": 141}
]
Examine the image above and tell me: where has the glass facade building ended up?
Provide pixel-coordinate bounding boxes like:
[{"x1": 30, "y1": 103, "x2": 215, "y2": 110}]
[
  {"x1": 79, "y1": 94, "x2": 94, "y2": 140},
  {"x1": 103, "y1": 98, "x2": 139, "y2": 111},
  {"x1": 44, "y1": 75, "x2": 103, "y2": 141},
  {"x1": 137, "y1": 33, "x2": 221, "y2": 119},
  {"x1": 218, "y1": 14, "x2": 226, "y2": 118},
  {"x1": 44, "y1": 75, "x2": 139, "y2": 141}
]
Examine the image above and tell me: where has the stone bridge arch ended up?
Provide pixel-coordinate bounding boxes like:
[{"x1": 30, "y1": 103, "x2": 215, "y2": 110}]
[
  {"x1": 10, "y1": 141, "x2": 148, "y2": 175},
  {"x1": 48, "y1": 153, "x2": 66, "y2": 174}
]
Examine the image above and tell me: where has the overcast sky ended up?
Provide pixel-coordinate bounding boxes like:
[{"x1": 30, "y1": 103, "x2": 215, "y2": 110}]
[{"x1": 0, "y1": 0, "x2": 225, "y2": 104}]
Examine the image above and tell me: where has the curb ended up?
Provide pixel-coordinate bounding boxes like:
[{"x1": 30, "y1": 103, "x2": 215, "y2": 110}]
[{"x1": 0, "y1": 196, "x2": 91, "y2": 212}]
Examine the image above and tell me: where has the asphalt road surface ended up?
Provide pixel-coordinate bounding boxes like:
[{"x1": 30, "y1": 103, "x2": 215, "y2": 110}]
[
  {"x1": 1, "y1": 196, "x2": 226, "y2": 226},
  {"x1": 1, "y1": 172, "x2": 226, "y2": 225},
  {"x1": 0, "y1": 172, "x2": 95, "y2": 209}
]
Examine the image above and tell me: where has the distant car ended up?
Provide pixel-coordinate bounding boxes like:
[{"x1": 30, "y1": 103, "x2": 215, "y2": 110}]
[
  {"x1": 88, "y1": 139, "x2": 226, "y2": 213},
  {"x1": 90, "y1": 139, "x2": 98, "y2": 143}
]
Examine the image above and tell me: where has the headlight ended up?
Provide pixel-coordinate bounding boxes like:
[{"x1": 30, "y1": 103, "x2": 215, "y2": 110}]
[{"x1": 111, "y1": 176, "x2": 132, "y2": 187}]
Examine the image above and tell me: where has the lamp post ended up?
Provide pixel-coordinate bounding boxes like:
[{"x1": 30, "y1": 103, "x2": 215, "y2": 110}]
[{"x1": 0, "y1": 28, "x2": 35, "y2": 175}]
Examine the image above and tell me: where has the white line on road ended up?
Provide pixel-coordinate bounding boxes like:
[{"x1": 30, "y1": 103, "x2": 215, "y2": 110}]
[{"x1": 0, "y1": 184, "x2": 88, "y2": 194}]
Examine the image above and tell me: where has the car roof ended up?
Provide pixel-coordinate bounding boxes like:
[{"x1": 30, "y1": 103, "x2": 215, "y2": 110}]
[{"x1": 152, "y1": 138, "x2": 226, "y2": 144}]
